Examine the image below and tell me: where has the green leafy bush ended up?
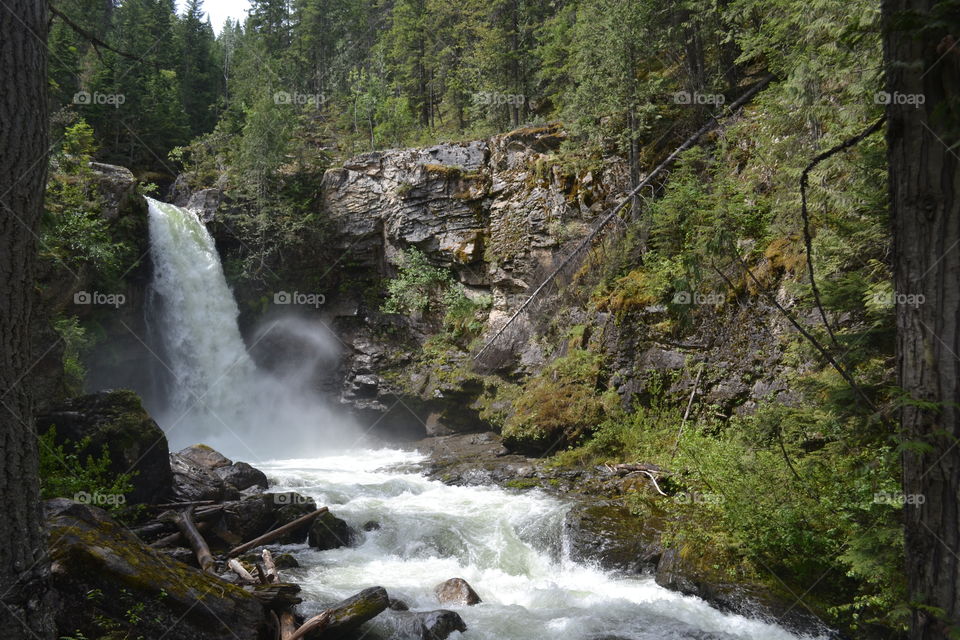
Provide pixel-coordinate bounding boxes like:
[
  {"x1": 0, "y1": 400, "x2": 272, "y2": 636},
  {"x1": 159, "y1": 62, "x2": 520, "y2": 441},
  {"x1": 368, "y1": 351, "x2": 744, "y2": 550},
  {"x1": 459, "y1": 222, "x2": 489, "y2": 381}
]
[{"x1": 39, "y1": 425, "x2": 136, "y2": 517}]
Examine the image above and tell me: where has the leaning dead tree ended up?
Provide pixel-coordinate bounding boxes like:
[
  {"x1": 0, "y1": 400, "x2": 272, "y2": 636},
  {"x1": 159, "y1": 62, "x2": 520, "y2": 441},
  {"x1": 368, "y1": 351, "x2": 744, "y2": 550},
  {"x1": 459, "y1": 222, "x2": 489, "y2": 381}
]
[{"x1": 472, "y1": 75, "x2": 774, "y2": 369}]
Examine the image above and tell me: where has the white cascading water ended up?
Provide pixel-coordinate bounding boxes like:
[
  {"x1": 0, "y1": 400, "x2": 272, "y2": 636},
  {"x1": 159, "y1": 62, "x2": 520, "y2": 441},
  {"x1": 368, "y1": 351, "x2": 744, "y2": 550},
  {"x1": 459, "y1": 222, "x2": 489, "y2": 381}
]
[
  {"x1": 146, "y1": 197, "x2": 359, "y2": 459},
  {"x1": 145, "y1": 196, "x2": 827, "y2": 640}
]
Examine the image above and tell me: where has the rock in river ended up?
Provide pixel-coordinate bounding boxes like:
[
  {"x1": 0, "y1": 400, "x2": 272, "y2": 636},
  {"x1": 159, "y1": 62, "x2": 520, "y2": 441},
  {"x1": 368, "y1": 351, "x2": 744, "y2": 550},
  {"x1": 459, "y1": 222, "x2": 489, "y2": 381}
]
[{"x1": 434, "y1": 577, "x2": 482, "y2": 606}]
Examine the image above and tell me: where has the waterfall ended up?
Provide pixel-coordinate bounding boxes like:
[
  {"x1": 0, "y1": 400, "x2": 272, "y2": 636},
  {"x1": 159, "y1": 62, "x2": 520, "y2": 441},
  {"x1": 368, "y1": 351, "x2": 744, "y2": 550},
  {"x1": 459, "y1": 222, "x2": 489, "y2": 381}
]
[{"x1": 145, "y1": 197, "x2": 357, "y2": 460}]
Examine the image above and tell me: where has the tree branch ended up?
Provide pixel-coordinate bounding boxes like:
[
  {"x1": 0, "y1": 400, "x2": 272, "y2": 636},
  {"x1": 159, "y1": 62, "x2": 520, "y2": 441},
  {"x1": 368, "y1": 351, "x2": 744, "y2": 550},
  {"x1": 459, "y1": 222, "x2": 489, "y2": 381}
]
[
  {"x1": 799, "y1": 116, "x2": 887, "y2": 348},
  {"x1": 49, "y1": 5, "x2": 142, "y2": 62}
]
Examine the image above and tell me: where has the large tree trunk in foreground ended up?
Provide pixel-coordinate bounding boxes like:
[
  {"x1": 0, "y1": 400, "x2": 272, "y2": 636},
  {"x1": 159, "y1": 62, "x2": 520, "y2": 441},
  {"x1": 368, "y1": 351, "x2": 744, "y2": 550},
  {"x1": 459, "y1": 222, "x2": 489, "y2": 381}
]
[
  {"x1": 0, "y1": 0, "x2": 52, "y2": 638},
  {"x1": 884, "y1": 1, "x2": 960, "y2": 637}
]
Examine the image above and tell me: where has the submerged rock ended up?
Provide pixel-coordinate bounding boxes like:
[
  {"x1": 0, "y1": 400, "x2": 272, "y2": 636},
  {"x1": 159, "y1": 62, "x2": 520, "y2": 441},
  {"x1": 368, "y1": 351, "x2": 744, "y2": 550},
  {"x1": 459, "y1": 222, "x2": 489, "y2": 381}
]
[
  {"x1": 36, "y1": 390, "x2": 172, "y2": 504},
  {"x1": 308, "y1": 511, "x2": 356, "y2": 550},
  {"x1": 46, "y1": 498, "x2": 269, "y2": 640},
  {"x1": 434, "y1": 578, "x2": 482, "y2": 606}
]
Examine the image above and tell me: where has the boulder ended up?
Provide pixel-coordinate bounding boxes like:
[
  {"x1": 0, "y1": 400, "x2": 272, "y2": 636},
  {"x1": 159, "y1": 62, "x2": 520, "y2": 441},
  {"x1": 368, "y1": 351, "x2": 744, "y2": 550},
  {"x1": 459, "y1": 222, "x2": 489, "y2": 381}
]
[
  {"x1": 176, "y1": 444, "x2": 233, "y2": 470},
  {"x1": 89, "y1": 162, "x2": 138, "y2": 220},
  {"x1": 383, "y1": 609, "x2": 468, "y2": 640},
  {"x1": 434, "y1": 578, "x2": 482, "y2": 606},
  {"x1": 308, "y1": 511, "x2": 356, "y2": 550},
  {"x1": 214, "y1": 461, "x2": 269, "y2": 492},
  {"x1": 216, "y1": 492, "x2": 317, "y2": 546},
  {"x1": 36, "y1": 390, "x2": 172, "y2": 504},
  {"x1": 170, "y1": 451, "x2": 228, "y2": 502},
  {"x1": 563, "y1": 502, "x2": 662, "y2": 575},
  {"x1": 45, "y1": 498, "x2": 270, "y2": 640}
]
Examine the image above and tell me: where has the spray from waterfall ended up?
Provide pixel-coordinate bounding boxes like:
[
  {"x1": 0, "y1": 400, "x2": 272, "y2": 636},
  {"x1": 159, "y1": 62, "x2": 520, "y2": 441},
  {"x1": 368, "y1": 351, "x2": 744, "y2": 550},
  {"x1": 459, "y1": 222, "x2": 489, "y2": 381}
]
[{"x1": 145, "y1": 197, "x2": 361, "y2": 460}]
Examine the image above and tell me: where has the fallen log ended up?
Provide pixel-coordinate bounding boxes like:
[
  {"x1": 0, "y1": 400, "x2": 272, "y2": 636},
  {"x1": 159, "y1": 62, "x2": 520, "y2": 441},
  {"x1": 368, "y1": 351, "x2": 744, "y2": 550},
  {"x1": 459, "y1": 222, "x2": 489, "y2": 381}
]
[
  {"x1": 295, "y1": 586, "x2": 390, "y2": 639},
  {"x1": 251, "y1": 582, "x2": 303, "y2": 609},
  {"x1": 280, "y1": 611, "x2": 297, "y2": 640},
  {"x1": 150, "y1": 500, "x2": 216, "y2": 509},
  {"x1": 228, "y1": 507, "x2": 328, "y2": 557},
  {"x1": 150, "y1": 520, "x2": 212, "y2": 548},
  {"x1": 176, "y1": 506, "x2": 215, "y2": 573},
  {"x1": 262, "y1": 549, "x2": 279, "y2": 583},
  {"x1": 228, "y1": 558, "x2": 257, "y2": 584}
]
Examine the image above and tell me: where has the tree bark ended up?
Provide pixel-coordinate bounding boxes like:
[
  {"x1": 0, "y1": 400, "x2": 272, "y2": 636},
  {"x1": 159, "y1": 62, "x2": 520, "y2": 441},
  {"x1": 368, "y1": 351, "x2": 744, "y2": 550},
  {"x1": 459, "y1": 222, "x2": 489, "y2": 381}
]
[
  {"x1": 0, "y1": 0, "x2": 53, "y2": 637},
  {"x1": 884, "y1": 2, "x2": 960, "y2": 637}
]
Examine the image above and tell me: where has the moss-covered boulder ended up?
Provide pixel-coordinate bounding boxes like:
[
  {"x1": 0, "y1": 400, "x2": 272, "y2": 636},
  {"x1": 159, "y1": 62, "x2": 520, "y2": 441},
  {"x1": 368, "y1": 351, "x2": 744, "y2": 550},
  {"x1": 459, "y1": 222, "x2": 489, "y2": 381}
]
[
  {"x1": 563, "y1": 502, "x2": 663, "y2": 575},
  {"x1": 46, "y1": 498, "x2": 270, "y2": 640},
  {"x1": 36, "y1": 390, "x2": 172, "y2": 504}
]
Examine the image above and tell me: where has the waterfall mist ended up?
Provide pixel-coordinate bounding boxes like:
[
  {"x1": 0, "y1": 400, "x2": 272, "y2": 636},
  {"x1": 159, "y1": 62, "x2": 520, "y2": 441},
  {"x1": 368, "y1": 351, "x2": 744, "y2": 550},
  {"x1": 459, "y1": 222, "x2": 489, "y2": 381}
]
[{"x1": 145, "y1": 197, "x2": 363, "y2": 461}]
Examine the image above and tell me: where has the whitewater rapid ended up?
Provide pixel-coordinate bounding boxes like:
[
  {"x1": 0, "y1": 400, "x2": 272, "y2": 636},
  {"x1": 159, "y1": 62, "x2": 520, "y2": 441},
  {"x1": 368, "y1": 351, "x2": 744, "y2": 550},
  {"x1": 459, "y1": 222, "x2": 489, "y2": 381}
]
[{"x1": 261, "y1": 449, "x2": 823, "y2": 640}]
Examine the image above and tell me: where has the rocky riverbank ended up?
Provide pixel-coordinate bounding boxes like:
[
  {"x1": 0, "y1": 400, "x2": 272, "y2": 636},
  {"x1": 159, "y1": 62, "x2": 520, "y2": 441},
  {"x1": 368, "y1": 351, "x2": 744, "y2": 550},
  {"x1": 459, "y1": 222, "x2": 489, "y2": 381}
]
[{"x1": 409, "y1": 431, "x2": 837, "y2": 638}]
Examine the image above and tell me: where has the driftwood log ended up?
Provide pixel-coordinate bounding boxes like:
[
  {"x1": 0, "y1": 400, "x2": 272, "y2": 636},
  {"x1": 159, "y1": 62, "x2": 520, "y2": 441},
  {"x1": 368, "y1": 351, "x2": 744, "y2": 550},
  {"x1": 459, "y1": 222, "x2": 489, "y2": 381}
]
[
  {"x1": 280, "y1": 611, "x2": 297, "y2": 640},
  {"x1": 227, "y1": 558, "x2": 257, "y2": 584},
  {"x1": 175, "y1": 506, "x2": 215, "y2": 573},
  {"x1": 262, "y1": 549, "x2": 279, "y2": 583},
  {"x1": 150, "y1": 520, "x2": 212, "y2": 548},
  {"x1": 251, "y1": 583, "x2": 303, "y2": 609},
  {"x1": 290, "y1": 586, "x2": 390, "y2": 639},
  {"x1": 228, "y1": 507, "x2": 328, "y2": 557}
]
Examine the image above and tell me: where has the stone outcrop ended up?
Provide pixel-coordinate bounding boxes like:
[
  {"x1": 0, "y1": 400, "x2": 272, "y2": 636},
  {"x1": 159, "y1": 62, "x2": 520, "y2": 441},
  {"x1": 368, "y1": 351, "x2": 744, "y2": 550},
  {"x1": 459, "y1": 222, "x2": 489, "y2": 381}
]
[
  {"x1": 36, "y1": 390, "x2": 172, "y2": 504},
  {"x1": 170, "y1": 445, "x2": 270, "y2": 502}
]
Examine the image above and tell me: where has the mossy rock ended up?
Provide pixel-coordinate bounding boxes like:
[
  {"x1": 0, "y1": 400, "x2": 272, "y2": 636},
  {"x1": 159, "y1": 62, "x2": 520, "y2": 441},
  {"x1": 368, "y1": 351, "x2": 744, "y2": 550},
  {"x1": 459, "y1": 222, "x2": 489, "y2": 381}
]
[
  {"x1": 37, "y1": 389, "x2": 172, "y2": 504},
  {"x1": 45, "y1": 498, "x2": 269, "y2": 640}
]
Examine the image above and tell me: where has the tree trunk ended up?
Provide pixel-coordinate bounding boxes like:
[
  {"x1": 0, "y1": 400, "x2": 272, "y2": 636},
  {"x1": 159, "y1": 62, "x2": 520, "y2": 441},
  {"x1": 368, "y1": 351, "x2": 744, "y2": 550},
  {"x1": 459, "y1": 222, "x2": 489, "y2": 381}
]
[
  {"x1": 0, "y1": 0, "x2": 53, "y2": 638},
  {"x1": 884, "y1": 1, "x2": 960, "y2": 637}
]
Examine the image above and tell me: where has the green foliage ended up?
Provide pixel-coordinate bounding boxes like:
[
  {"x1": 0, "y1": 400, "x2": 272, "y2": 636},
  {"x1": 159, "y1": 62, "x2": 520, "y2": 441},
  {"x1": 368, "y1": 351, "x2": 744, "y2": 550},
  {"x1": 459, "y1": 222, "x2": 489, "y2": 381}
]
[
  {"x1": 52, "y1": 315, "x2": 95, "y2": 396},
  {"x1": 38, "y1": 426, "x2": 136, "y2": 517},
  {"x1": 382, "y1": 248, "x2": 454, "y2": 314},
  {"x1": 42, "y1": 121, "x2": 130, "y2": 283},
  {"x1": 503, "y1": 348, "x2": 615, "y2": 453}
]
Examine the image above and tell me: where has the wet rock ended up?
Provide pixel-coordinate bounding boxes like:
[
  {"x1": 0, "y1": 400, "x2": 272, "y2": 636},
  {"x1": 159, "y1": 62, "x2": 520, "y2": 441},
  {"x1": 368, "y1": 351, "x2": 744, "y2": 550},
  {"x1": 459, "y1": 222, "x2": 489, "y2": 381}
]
[
  {"x1": 434, "y1": 578, "x2": 482, "y2": 606},
  {"x1": 214, "y1": 461, "x2": 269, "y2": 492},
  {"x1": 218, "y1": 492, "x2": 317, "y2": 546},
  {"x1": 36, "y1": 390, "x2": 172, "y2": 504},
  {"x1": 388, "y1": 598, "x2": 410, "y2": 611},
  {"x1": 362, "y1": 520, "x2": 382, "y2": 531},
  {"x1": 45, "y1": 498, "x2": 269, "y2": 640},
  {"x1": 383, "y1": 609, "x2": 468, "y2": 640},
  {"x1": 308, "y1": 511, "x2": 356, "y2": 550},
  {"x1": 563, "y1": 503, "x2": 662, "y2": 575}
]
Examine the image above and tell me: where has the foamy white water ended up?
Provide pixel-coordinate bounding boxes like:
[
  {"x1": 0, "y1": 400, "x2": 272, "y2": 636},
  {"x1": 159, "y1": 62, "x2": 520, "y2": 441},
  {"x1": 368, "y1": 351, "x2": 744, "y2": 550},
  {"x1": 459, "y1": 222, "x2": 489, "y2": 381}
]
[
  {"x1": 262, "y1": 450, "x2": 826, "y2": 640},
  {"x1": 146, "y1": 197, "x2": 360, "y2": 459}
]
